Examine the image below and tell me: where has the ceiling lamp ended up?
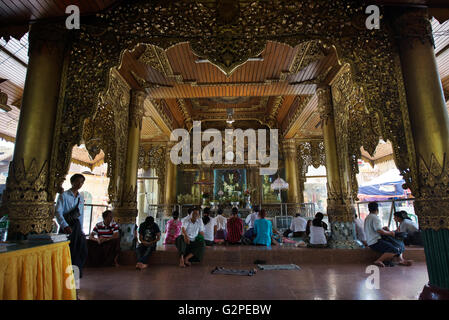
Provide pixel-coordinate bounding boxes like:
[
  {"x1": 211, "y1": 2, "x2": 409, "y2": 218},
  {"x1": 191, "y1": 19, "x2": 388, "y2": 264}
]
[
  {"x1": 0, "y1": 89, "x2": 12, "y2": 113},
  {"x1": 226, "y1": 108, "x2": 234, "y2": 124}
]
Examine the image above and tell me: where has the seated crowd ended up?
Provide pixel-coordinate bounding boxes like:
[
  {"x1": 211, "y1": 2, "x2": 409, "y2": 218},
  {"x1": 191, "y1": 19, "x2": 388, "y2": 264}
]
[{"x1": 83, "y1": 201, "x2": 421, "y2": 269}]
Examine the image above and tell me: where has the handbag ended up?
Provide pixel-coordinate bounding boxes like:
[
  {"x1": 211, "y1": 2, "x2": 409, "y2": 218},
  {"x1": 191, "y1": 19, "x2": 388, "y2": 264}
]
[{"x1": 63, "y1": 197, "x2": 81, "y2": 227}]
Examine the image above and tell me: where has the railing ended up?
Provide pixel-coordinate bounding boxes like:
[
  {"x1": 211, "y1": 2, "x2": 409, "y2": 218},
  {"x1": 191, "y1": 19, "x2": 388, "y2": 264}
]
[
  {"x1": 356, "y1": 198, "x2": 417, "y2": 229},
  {"x1": 168, "y1": 202, "x2": 316, "y2": 231},
  {"x1": 82, "y1": 204, "x2": 109, "y2": 235}
]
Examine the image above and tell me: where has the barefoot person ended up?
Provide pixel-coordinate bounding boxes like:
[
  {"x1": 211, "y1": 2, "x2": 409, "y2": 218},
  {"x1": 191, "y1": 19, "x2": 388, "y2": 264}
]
[
  {"x1": 365, "y1": 202, "x2": 413, "y2": 268},
  {"x1": 136, "y1": 216, "x2": 161, "y2": 270},
  {"x1": 175, "y1": 207, "x2": 205, "y2": 267}
]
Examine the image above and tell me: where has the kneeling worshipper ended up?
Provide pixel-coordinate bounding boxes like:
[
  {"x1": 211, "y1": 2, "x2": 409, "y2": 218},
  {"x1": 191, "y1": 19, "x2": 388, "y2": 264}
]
[
  {"x1": 253, "y1": 209, "x2": 273, "y2": 247},
  {"x1": 175, "y1": 208, "x2": 206, "y2": 267},
  {"x1": 307, "y1": 218, "x2": 328, "y2": 248},
  {"x1": 164, "y1": 210, "x2": 183, "y2": 245},
  {"x1": 87, "y1": 210, "x2": 121, "y2": 267},
  {"x1": 136, "y1": 216, "x2": 161, "y2": 270},
  {"x1": 214, "y1": 207, "x2": 227, "y2": 242},
  {"x1": 202, "y1": 207, "x2": 217, "y2": 246},
  {"x1": 226, "y1": 207, "x2": 244, "y2": 244},
  {"x1": 283, "y1": 213, "x2": 307, "y2": 238}
]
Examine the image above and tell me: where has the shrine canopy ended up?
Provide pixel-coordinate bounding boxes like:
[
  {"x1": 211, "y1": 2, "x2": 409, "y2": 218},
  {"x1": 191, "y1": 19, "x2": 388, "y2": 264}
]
[{"x1": 358, "y1": 169, "x2": 410, "y2": 202}]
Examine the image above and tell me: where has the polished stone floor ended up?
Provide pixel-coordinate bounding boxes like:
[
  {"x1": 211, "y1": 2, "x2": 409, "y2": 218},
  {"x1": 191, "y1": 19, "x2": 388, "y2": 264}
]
[{"x1": 79, "y1": 261, "x2": 428, "y2": 300}]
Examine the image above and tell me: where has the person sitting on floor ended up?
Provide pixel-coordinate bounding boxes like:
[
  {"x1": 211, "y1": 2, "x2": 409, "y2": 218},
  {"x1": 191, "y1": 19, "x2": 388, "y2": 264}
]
[
  {"x1": 355, "y1": 213, "x2": 368, "y2": 247},
  {"x1": 308, "y1": 218, "x2": 328, "y2": 248},
  {"x1": 394, "y1": 211, "x2": 422, "y2": 246},
  {"x1": 253, "y1": 209, "x2": 273, "y2": 247},
  {"x1": 244, "y1": 205, "x2": 259, "y2": 240},
  {"x1": 176, "y1": 207, "x2": 206, "y2": 267},
  {"x1": 87, "y1": 210, "x2": 121, "y2": 267},
  {"x1": 215, "y1": 207, "x2": 227, "y2": 242},
  {"x1": 306, "y1": 212, "x2": 328, "y2": 236},
  {"x1": 164, "y1": 210, "x2": 182, "y2": 245},
  {"x1": 136, "y1": 216, "x2": 161, "y2": 270},
  {"x1": 365, "y1": 202, "x2": 413, "y2": 268},
  {"x1": 202, "y1": 207, "x2": 217, "y2": 246},
  {"x1": 283, "y1": 213, "x2": 307, "y2": 238},
  {"x1": 227, "y1": 207, "x2": 244, "y2": 244}
]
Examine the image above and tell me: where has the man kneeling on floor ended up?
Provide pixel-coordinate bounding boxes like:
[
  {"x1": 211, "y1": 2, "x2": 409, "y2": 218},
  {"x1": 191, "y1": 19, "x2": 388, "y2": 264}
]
[
  {"x1": 364, "y1": 201, "x2": 413, "y2": 268},
  {"x1": 176, "y1": 207, "x2": 206, "y2": 267},
  {"x1": 136, "y1": 216, "x2": 161, "y2": 270},
  {"x1": 87, "y1": 210, "x2": 120, "y2": 267}
]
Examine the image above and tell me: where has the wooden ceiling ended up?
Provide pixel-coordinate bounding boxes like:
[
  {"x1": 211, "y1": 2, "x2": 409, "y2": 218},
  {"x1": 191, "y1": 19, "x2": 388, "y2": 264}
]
[
  {"x1": 117, "y1": 41, "x2": 327, "y2": 99},
  {"x1": 116, "y1": 39, "x2": 338, "y2": 139}
]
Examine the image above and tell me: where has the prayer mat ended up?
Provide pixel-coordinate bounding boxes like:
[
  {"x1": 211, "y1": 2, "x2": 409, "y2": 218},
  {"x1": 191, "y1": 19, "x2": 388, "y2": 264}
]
[
  {"x1": 211, "y1": 266, "x2": 257, "y2": 276},
  {"x1": 257, "y1": 264, "x2": 301, "y2": 271}
]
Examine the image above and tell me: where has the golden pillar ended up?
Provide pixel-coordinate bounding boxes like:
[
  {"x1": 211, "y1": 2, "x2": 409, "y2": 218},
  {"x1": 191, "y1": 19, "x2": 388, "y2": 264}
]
[
  {"x1": 248, "y1": 166, "x2": 261, "y2": 207},
  {"x1": 394, "y1": 8, "x2": 449, "y2": 298},
  {"x1": 164, "y1": 142, "x2": 177, "y2": 216},
  {"x1": 112, "y1": 90, "x2": 146, "y2": 249},
  {"x1": 2, "y1": 24, "x2": 66, "y2": 237},
  {"x1": 317, "y1": 86, "x2": 360, "y2": 248},
  {"x1": 317, "y1": 87, "x2": 345, "y2": 217},
  {"x1": 283, "y1": 139, "x2": 301, "y2": 204}
]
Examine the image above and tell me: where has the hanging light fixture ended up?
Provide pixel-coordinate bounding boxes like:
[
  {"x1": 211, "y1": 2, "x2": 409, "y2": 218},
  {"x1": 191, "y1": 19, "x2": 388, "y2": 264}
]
[{"x1": 226, "y1": 107, "x2": 234, "y2": 124}]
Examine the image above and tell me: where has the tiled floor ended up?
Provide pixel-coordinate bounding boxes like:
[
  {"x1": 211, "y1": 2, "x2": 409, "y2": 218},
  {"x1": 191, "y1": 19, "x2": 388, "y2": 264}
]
[{"x1": 79, "y1": 261, "x2": 429, "y2": 300}]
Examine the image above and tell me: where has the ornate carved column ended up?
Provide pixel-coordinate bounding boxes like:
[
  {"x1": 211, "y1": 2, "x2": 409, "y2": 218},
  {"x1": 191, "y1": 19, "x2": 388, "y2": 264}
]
[
  {"x1": 164, "y1": 141, "x2": 177, "y2": 216},
  {"x1": 394, "y1": 8, "x2": 449, "y2": 298},
  {"x1": 248, "y1": 166, "x2": 261, "y2": 207},
  {"x1": 283, "y1": 139, "x2": 301, "y2": 206},
  {"x1": 2, "y1": 24, "x2": 67, "y2": 238},
  {"x1": 317, "y1": 86, "x2": 361, "y2": 249},
  {"x1": 112, "y1": 89, "x2": 146, "y2": 250}
]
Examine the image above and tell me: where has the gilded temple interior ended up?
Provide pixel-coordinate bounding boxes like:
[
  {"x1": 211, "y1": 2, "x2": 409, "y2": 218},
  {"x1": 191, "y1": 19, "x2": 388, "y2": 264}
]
[{"x1": 1, "y1": 0, "x2": 449, "y2": 298}]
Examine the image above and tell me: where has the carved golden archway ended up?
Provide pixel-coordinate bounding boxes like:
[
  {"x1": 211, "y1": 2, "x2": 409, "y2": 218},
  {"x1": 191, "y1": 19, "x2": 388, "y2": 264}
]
[{"x1": 49, "y1": 0, "x2": 416, "y2": 205}]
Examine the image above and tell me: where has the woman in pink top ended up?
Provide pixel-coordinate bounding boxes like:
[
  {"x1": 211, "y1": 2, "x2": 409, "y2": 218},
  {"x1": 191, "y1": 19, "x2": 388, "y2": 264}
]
[{"x1": 164, "y1": 211, "x2": 182, "y2": 244}]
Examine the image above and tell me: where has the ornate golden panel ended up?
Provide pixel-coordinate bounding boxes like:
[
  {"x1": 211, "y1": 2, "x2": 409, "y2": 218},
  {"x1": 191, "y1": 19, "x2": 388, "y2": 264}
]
[{"x1": 51, "y1": 0, "x2": 415, "y2": 209}]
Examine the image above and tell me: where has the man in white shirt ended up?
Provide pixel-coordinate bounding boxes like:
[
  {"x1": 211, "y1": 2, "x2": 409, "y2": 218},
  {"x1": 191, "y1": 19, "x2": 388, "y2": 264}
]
[
  {"x1": 55, "y1": 173, "x2": 88, "y2": 277},
  {"x1": 243, "y1": 206, "x2": 260, "y2": 240},
  {"x1": 176, "y1": 207, "x2": 205, "y2": 267},
  {"x1": 354, "y1": 213, "x2": 368, "y2": 247},
  {"x1": 364, "y1": 202, "x2": 412, "y2": 268},
  {"x1": 283, "y1": 213, "x2": 307, "y2": 238},
  {"x1": 245, "y1": 206, "x2": 260, "y2": 228}
]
